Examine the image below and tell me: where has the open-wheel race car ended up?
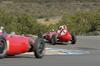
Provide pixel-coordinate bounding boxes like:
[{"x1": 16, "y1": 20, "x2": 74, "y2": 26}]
[
  {"x1": 0, "y1": 32, "x2": 45, "y2": 59},
  {"x1": 43, "y1": 26, "x2": 76, "y2": 45}
]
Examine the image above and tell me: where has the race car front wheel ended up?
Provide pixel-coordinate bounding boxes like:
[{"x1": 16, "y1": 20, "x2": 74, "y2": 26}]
[
  {"x1": 50, "y1": 35, "x2": 57, "y2": 45},
  {"x1": 71, "y1": 33, "x2": 76, "y2": 44},
  {"x1": 0, "y1": 36, "x2": 7, "y2": 59},
  {"x1": 34, "y1": 38, "x2": 45, "y2": 58}
]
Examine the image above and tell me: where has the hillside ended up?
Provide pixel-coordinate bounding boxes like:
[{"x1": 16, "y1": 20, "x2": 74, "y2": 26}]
[
  {"x1": 0, "y1": 0, "x2": 100, "y2": 3},
  {"x1": 0, "y1": 0, "x2": 100, "y2": 35},
  {"x1": 0, "y1": 0, "x2": 100, "y2": 18}
]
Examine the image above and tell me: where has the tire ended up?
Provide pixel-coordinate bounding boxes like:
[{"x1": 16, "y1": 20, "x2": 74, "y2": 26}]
[
  {"x1": 0, "y1": 36, "x2": 7, "y2": 59},
  {"x1": 71, "y1": 33, "x2": 76, "y2": 44},
  {"x1": 34, "y1": 38, "x2": 45, "y2": 59},
  {"x1": 50, "y1": 35, "x2": 57, "y2": 45}
]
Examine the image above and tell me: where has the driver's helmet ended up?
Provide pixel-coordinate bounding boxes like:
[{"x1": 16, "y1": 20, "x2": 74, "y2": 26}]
[
  {"x1": 0, "y1": 26, "x2": 4, "y2": 33},
  {"x1": 0, "y1": 26, "x2": 4, "y2": 30},
  {"x1": 63, "y1": 25, "x2": 67, "y2": 29},
  {"x1": 59, "y1": 26, "x2": 64, "y2": 30}
]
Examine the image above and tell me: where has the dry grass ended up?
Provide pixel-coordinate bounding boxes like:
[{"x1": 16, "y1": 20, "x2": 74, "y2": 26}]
[
  {"x1": 0, "y1": 1, "x2": 100, "y2": 18},
  {"x1": 37, "y1": 17, "x2": 61, "y2": 26}
]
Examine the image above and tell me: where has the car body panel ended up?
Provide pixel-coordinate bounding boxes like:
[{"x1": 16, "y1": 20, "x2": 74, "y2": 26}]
[
  {"x1": 5, "y1": 35, "x2": 30, "y2": 55},
  {"x1": 43, "y1": 32, "x2": 57, "y2": 41},
  {"x1": 43, "y1": 31, "x2": 72, "y2": 42},
  {"x1": 57, "y1": 32, "x2": 71, "y2": 42}
]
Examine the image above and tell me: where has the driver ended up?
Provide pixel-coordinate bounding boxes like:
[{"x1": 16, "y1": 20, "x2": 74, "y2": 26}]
[
  {"x1": 0, "y1": 26, "x2": 4, "y2": 33},
  {"x1": 0, "y1": 26, "x2": 7, "y2": 36},
  {"x1": 0, "y1": 26, "x2": 4, "y2": 35},
  {"x1": 57, "y1": 25, "x2": 68, "y2": 36}
]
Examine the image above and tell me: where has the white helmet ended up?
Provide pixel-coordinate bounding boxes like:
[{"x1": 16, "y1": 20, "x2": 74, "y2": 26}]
[
  {"x1": 0, "y1": 26, "x2": 4, "y2": 30},
  {"x1": 59, "y1": 26, "x2": 64, "y2": 29}
]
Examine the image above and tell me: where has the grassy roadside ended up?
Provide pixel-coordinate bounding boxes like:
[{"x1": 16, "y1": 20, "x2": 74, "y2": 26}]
[{"x1": 0, "y1": 0, "x2": 100, "y2": 35}]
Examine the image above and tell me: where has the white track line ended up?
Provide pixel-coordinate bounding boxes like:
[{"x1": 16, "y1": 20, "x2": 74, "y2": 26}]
[{"x1": 21, "y1": 48, "x2": 90, "y2": 55}]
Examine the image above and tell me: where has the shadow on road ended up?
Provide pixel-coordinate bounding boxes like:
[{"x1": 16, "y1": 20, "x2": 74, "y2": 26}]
[
  {"x1": 46, "y1": 42, "x2": 70, "y2": 45},
  {"x1": 5, "y1": 55, "x2": 34, "y2": 59}
]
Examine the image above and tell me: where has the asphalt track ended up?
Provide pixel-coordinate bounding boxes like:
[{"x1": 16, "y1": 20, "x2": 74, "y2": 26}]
[{"x1": 0, "y1": 36, "x2": 100, "y2": 66}]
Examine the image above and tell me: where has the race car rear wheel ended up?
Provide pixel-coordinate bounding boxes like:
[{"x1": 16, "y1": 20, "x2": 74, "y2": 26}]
[
  {"x1": 34, "y1": 38, "x2": 45, "y2": 58},
  {"x1": 71, "y1": 33, "x2": 76, "y2": 44},
  {"x1": 0, "y1": 36, "x2": 7, "y2": 59},
  {"x1": 50, "y1": 35, "x2": 57, "y2": 45}
]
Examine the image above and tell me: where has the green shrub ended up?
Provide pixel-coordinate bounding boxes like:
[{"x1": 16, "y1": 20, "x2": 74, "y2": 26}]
[
  {"x1": 0, "y1": 9, "x2": 100, "y2": 35},
  {"x1": 0, "y1": 9, "x2": 48, "y2": 34},
  {"x1": 60, "y1": 10, "x2": 100, "y2": 35}
]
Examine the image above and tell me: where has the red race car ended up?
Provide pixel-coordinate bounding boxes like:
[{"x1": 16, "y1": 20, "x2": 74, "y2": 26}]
[
  {"x1": 43, "y1": 25, "x2": 76, "y2": 45},
  {"x1": 0, "y1": 32, "x2": 45, "y2": 59}
]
